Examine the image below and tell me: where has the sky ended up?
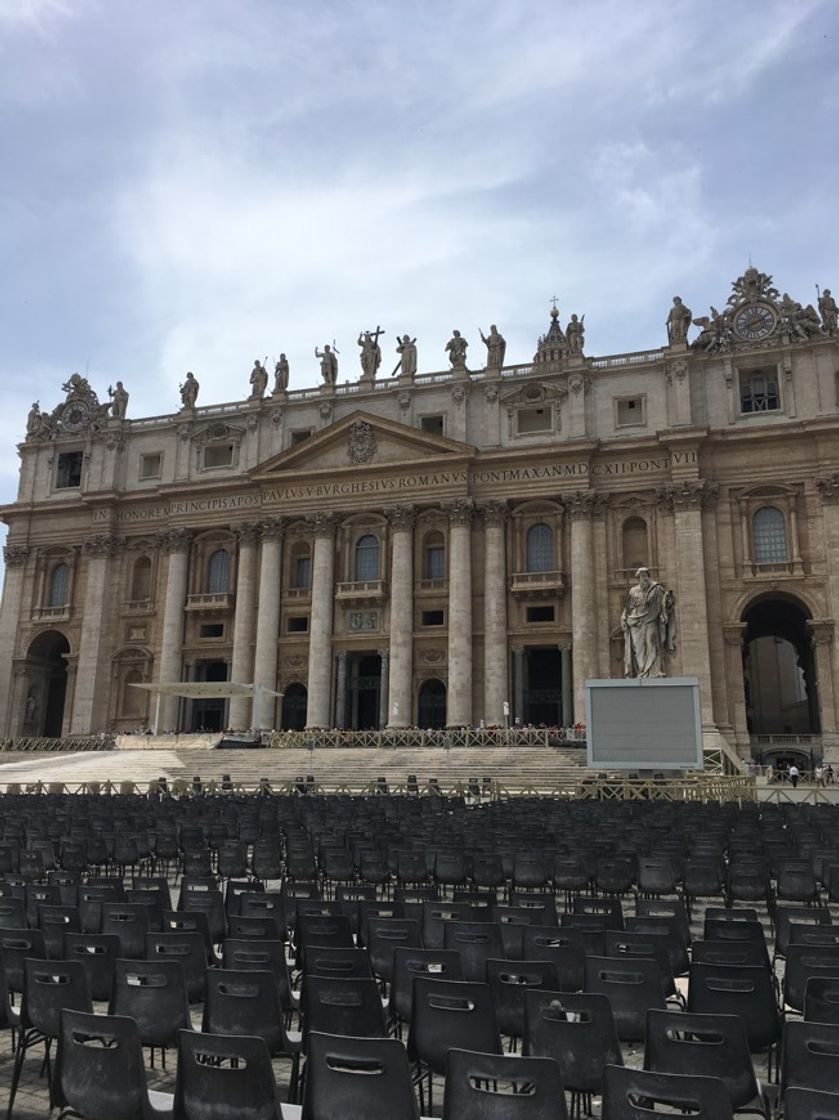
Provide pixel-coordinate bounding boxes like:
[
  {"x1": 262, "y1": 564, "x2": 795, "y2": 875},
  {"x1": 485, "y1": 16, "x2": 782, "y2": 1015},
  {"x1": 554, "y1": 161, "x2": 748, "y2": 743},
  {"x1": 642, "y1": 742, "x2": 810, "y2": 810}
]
[{"x1": 2, "y1": 0, "x2": 839, "y2": 536}]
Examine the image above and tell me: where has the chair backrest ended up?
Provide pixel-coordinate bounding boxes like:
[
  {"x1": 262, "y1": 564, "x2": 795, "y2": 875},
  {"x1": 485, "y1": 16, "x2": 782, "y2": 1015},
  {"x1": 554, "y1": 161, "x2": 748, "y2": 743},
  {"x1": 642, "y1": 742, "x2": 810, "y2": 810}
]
[
  {"x1": 0, "y1": 925, "x2": 46, "y2": 992},
  {"x1": 408, "y1": 977, "x2": 501, "y2": 1076},
  {"x1": 389, "y1": 947, "x2": 463, "y2": 1024},
  {"x1": 22, "y1": 956, "x2": 91, "y2": 1037},
  {"x1": 584, "y1": 955, "x2": 666, "y2": 1042},
  {"x1": 784, "y1": 1086, "x2": 839, "y2": 1120},
  {"x1": 443, "y1": 1047, "x2": 568, "y2": 1120},
  {"x1": 56, "y1": 1009, "x2": 160, "y2": 1120},
  {"x1": 367, "y1": 918, "x2": 422, "y2": 981},
  {"x1": 573, "y1": 896, "x2": 624, "y2": 930},
  {"x1": 303, "y1": 1031, "x2": 419, "y2": 1120},
  {"x1": 304, "y1": 945, "x2": 372, "y2": 981},
  {"x1": 775, "y1": 907, "x2": 833, "y2": 958},
  {"x1": 63, "y1": 932, "x2": 120, "y2": 1002},
  {"x1": 805, "y1": 977, "x2": 839, "y2": 1026},
  {"x1": 202, "y1": 968, "x2": 293, "y2": 1058},
  {"x1": 691, "y1": 939, "x2": 770, "y2": 971},
  {"x1": 421, "y1": 900, "x2": 476, "y2": 950},
  {"x1": 145, "y1": 930, "x2": 207, "y2": 1004},
  {"x1": 521, "y1": 926, "x2": 585, "y2": 991},
  {"x1": 100, "y1": 902, "x2": 150, "y2": 959},
  {"x1": 443, "y1": 921, "x2": 506, "y2": 982},
  {"x1": 0, "y1": 896, "x2": 26, "y2": 929},
  {"x1": 687, "y1": 963, "x2": 781, "y2": 1052},
  {"x1": 301, "y1": 976, "x2": 387, "y2": 1043},
  {"x1": 174, "y1": 1029, "x2": 281, "y2": 1120},
  {"x1": 109, "y1": 958, "x2": 191, "y2": 1048},
  {"x1": 784, "y1": 947, "x2": 839, "y2": 1013},
  {"x1": 486, "y1": 959, "x2": 559, "y2": 1039},
  {"x1": 222, "y1": 938, "x2": 294, "y2": 1011},
  {"x1": 644, "y1": 1008, "x2": 759, "y2": 1110},
  {"x1": 602, "y1": 1064, "x2": 733, "y2": 1119},
  {"x1": 524, "y1": 990, "x2": 621, "y2": 1096},
  {"x1": 781, "y1": 1019, "x2": 839, "y2": 1099},
  {"x1": 601, "y1": 931, "x2": 676, "y2": 997}
]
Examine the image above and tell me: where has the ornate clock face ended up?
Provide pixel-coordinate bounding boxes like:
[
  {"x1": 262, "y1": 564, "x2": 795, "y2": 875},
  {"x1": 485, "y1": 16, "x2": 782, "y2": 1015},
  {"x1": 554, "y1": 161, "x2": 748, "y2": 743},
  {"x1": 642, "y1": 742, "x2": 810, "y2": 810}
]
[
  {"x1": 734, "y1": 303, "x2": 777, "y2": 341},
  {"x1": 61, "y1": 400, "x2": 90, "y2": 432}
]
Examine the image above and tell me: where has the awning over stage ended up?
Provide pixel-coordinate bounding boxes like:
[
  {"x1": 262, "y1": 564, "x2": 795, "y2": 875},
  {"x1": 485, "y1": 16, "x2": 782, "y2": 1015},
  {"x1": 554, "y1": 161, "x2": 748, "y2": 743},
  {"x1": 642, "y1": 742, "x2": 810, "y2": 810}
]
[{"x1": 130, "y1": 682, "x2": 283, "y2": 732}]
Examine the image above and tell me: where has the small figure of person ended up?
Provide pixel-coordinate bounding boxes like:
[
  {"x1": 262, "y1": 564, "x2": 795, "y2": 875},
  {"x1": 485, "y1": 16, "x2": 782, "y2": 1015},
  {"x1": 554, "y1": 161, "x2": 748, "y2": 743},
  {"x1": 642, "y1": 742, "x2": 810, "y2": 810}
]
[
  {"x1": 479, "y1": 324, "x2": 506, "y2": 368},
  {"x1": 108, "y1": 381, "x2": 129, "y2": 419},
  {"x1": 180, "y1": 371, "x2": 199, "y2": 409},
  {"x1": 666, "y1": 296, "x2": 693, "y2": 345},
  {"x1": 819, "y1": 288, "x2": 838, "y2": 335},
  {"x1": 249, "y1": 359, "x2": 269, "y2": 400},
  {"x1": 788, "y1": 762, "x2": 800, "y2": 789},
  {"x1": 815, "y1": 762, "x2": 826, "y2": 788},
  {"x1": 395, "y1": 335, "x2": 417, "y2": 378},
  {"x1": 445, "y1": 329, "x2": 468, "y2": 370},
  {"x1": 566, "y1": 313, "x2": 585, "y2": 355},
  {"x1": 315, "y1": 344, "x2": 338, "y2": 386},
  {"x1": 273, "y1": 353, "x2": 290, "y2": 393},
  {"x1": 826, "y1": 763, "x2": 835, "y2": 784}
]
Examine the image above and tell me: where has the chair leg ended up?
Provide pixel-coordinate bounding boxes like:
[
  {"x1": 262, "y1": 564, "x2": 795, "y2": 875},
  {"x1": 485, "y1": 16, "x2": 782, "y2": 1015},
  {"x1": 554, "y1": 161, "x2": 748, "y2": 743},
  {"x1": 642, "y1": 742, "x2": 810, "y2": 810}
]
[{"x1": 6, "y1": 1029, "x2": 31, "y2": 1120}]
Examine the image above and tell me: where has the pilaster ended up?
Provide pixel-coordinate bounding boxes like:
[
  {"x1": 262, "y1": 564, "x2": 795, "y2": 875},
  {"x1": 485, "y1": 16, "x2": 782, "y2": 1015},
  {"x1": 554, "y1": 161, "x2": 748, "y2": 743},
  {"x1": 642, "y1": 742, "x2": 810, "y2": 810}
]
[
  {"x1": 305, "y1": 512, "x2": 337, "y2": 728},
  {"x1": 0, "y1": 545, "x2": 30, "y2": 735},
  {"x1": 480, "y1": 501, "x2": 508, "y2": 726},
  {"x1": 157, "y1": 527, "x2": 193, "y2": 732},
  {"x1": 70, "y1": 535, "x2": 122, "y2": 733},
  {"x1": 386, "y1": 505, "x2": 414, "y2": 728},
  {"x1": 252, "y1": 518, "x2": 284, "y2": 730},
  {"x1": 446, "y1": 500, "x2": 473, "y2": 726},
  {"x1": 567, "y1": 491, "x2": 597, "y2": 722},
  {"x1": 228, "y1": 522, "x2": 261, "y2": 730}
]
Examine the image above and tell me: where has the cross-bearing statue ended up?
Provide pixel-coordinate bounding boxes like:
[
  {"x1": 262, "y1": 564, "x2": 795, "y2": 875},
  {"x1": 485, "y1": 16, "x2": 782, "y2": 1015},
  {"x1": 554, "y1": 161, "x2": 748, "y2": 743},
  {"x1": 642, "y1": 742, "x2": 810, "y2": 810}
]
[
  {"x1": 479, "y1": 324, "x2": 506, "y2": 368},
  {"x1": 249, "y1": 359, "x2": 269, "y2": 400},
  {"x1": 621, "y1": 567, "x2": 677, "y2": 678}
]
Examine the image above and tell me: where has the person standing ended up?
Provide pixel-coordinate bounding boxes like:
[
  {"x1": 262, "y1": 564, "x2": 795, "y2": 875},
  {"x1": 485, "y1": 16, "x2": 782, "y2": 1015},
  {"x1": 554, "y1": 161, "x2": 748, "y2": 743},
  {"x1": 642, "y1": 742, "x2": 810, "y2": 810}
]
[{"x1": 788, "y1": 762, "x2": 800, "y2": 789}]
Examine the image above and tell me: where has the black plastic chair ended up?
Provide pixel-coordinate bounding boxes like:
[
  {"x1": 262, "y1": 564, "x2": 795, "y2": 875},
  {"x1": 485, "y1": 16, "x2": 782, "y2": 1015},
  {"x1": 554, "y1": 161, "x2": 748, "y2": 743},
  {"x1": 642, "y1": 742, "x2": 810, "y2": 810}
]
[
  {"x1": 783, "y1": 946, "x2": 839, "y2": 1013},
  {"x1": 8, "y1": 957, "x2": 92, "y2": 1118},
  {"x1": 584, "y1": 955, "x2": 667, "y2": 1043},
  {"x1": 644, "y1": 1008, "x2": 768, "y2": 1118},
  {"x1": 145, "y1": 930, "x2": 208, "y2": 1004},
  {"x1": 0, "y1": 925, "x2": 47, "y2": 993},
  {"x1": 389, "y1": 947, "x2": 463, "y2": 1031},
  {"x1": 602, "y1": 1064, "x2": 733, "y2": 1119},
  {"x1": 301, "y1": 975, "x2": 387, "y2": 1043},
  {"x1": 367, "y1": 917, "x2": 422, "y2": 983},
  {"x1": 525, "y1": 990, "x2": 622, "y2": 1119},
  {"x1": 444, "y1": 920, "x2": 506, "y2": 981},
  {"x1": 691, "y1": 939, "x2": 771, "y2": 971},
  {"x1": 774, "y1": 907, "x2": 832, "y2": 962},
  {"x1": 303, "y1": 945, "x2": 372, "y2": 981},
  {"x1": 296, "y1": 913, "x2": 354, "y2": 970},
  {"x1": 54, "y1": 1008, "x2": 174, "y2": 1120},
  {"x1": 408, "y1": 977, "x2": 501, "y2": 1113},
  {"x1": 443, "y1": 1047, "x2": 568, "y2": 1119},
  {"x1": 302, "y1": 1031, "x2": 419, "y2": 1120},
  {"x1": 201, "y1": 968, "x2": 301, "y2": 1099},
  {"x1": 687, "y1": 962, "x2": 782, "y2": 1077},
  {"x1": 521, "y1": 926, "x2": 585, "y2": 992},
  {"x1": 63, "y1": 931, "x2": 121, "y2": 1002},
  {"x1": 602, "y1": 930, "x2": 681, "y2": 1004},
  {"x1": 222, "y1": 938, "x2": 296, "y2": 1025},
  {"x1": 780, "y1": 1020, "x2": 839, "y2": 1103},
  {"x1": 421, "y1": 900, "x2": 476, "y2": 949},
  {"x1": 805, "y1": 976, "x2": 839, "y2": 1025},
  {"x1": 486, "y1": 958, "x2": 559, "y2": 1044},
  {"x1": 784, "y1": 1086, "x2": 839, "y2": 1120},
  {"x1": 38, "y1": 904, "x2": 81, "y2": 959},
  {"x1": 109, "y1": 958, "x2": 191, "y2": 1067},
  {"x1": 101, "y1": 901, "x2": 151, "y2": 959},
  {"x1": 174, "y1": 1029, "x2": 284, "y2": 1119}
]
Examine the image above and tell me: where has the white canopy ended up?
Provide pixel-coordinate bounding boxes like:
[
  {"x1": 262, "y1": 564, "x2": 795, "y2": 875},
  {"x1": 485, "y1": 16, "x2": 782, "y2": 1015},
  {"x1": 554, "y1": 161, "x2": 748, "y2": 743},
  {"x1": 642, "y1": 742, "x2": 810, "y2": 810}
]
[{"x1": 130, "y1": 681, "x2": 283, "y2": 732}]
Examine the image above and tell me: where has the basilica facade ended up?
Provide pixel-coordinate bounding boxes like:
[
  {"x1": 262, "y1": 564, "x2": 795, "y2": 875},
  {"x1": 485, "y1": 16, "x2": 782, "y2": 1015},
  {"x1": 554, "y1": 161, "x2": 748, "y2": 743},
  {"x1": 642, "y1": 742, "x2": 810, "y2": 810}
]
[{"x1": 2, "y1": 267, "x2": 839, "y2": 765}]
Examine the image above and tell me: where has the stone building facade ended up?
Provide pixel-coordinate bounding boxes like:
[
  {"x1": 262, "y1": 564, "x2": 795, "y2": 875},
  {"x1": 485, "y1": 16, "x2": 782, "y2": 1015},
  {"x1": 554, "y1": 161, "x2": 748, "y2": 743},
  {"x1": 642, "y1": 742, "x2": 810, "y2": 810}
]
[{"x1": 2, "y1": 267, "x2": 839, "y2": 764}]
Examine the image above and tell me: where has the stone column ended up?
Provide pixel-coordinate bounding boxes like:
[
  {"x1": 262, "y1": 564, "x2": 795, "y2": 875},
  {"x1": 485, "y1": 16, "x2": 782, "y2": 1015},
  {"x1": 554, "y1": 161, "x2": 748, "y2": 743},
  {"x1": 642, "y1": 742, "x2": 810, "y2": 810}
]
[
  {"x1": 305, "y1": 513, "x2": 336, "y2": 728},
  {"x1": 666, "y1": 358, "x2": 692, "y2": 426},
  {"x1": 387, "y1": 506, "x2": 414, "y2": 728},
  {"x1": 228, "y1": 522, "x2": 261, "y2": 730},
  {"x1": 334, "y1": 651, "x2": 348, "y2": 729},
  {"x1": 722, "y1": 623, "x2": 749, "y2": 755},
  {"x1": 252, "y1": 519, "x2": 284, "y2": 730},
  {"x1": 71, "y1": 535, "x2": 121, "y2": 733},
  {"x1": 809, "y1": 621, "x2": 837, "y2": 742},
  {"x1": 481, "y1": 502, "x2": 508, "y2": 726},
  {"x1": 157, "y1": 528, "x2": 193, "y2": 732},
  {"x1": 446, "y1": 501, "x2": 473, "y2": 726},
  {"x1": 378, "y1": 648, "x2": 390, "y2": 729},
  {"x1": 816, "y1": 476, "x2": 839, "y2": 748},
  {"x1": 568, "y1": 492, "x2": 597, "y2": 722},
  {"x1": 662, "y1": 482, "x2": 716, "y2": 727},
  {"x1": 560, "y1": 645, "x2": 573, "y2": 728},
  {"x1": 512, "y1": 646, "x2": 524, "y2": 724},
  {"x1": 0, "y1": 545, "x2": 30, "y2": 735}
]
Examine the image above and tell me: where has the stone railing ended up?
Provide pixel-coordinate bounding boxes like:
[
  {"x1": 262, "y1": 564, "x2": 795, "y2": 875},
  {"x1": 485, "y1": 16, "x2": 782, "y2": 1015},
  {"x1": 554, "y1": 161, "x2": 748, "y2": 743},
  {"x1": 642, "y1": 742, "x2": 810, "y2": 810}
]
[
  {"x1": 0, "y1": 735, "x2": 110, "y2": 753},
  {"x1": 185, "y1": 592, "x2": 234, "y2": 612},
  {"x1": 267, "y1": 727, "x2": 585, "y2": 750}
]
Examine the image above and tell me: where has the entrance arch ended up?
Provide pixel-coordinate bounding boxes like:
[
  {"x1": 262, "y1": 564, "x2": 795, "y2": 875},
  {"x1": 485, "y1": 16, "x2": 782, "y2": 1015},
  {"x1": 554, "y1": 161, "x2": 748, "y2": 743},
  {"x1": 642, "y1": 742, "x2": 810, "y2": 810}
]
[
  {"x1": 742, "y1": 596, "x2": 819, "y2": 735},
  {"x1": 418, "y1": 678, "x2": 446, "y2": 729},
  {"x1": 22, "y1": 630, "x2": 70, "y2": 736},
  {"x1": 282, "y1": 683, "x2": 308, "y2": 730}
]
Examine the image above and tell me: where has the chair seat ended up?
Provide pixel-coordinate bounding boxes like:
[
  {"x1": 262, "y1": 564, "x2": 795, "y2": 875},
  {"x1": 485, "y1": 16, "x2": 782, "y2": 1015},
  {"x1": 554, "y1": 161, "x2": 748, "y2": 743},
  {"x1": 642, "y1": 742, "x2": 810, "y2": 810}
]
[
  {"x1": 280, "y1": 1105, "x2": 435, "y2": 1120},
  {"x1": 147, "y1": 1088, "x2": 175, "y2": 1117}
]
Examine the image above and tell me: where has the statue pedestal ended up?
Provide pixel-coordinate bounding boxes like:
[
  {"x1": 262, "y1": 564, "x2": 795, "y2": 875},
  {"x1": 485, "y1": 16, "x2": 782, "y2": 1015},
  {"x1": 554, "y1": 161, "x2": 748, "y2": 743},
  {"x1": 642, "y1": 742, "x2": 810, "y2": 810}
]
[{"x1": 584, "y1": 677, "x2": 703, "y2": 771}]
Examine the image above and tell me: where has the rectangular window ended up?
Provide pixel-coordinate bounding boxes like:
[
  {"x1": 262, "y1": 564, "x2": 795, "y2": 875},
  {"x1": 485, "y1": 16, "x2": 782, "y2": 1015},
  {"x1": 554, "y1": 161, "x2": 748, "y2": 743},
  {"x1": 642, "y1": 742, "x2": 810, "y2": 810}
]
[
  {"x1": 293, "y1": 556, "x2": 312, "y2": 589},
  {"x1": 740, "y1": 367, "x2": 780, "y2": 413},
  {"x1": 420, "y1": 415, "x2": 445, "y2": 436},
  {"x1": 199, "y1": 623, "x2": 224, "y2": 638},
  {"x1": 615, "y1": 397, "x2": 645, "y2": 427},
  {"x1": 425, "y1": 546, "x2": 445, "y2": 580},
  {"x1": 203, "y1": 443, "x2": 234, "y2": 469},
  {"x1": 139, "y1": 453, "x2": 162, "y2": 480},
  {"x1": 56, "y1": 451, "x2": 83, "y2": 489},
  {"x1": 290, "y1": 429, "x2": 313, "y2": 446},
  {"x1": 516, "y1": 407, "x2": 551, "y2": 434},
  {"x1": 421, "y1": 609, "x2": 445, "y2": 627},
  {"x1": 527, "y1": 605, "x2": 555, "y2": 623},
  {"x1": 287, "y1": 616, "x2": 309, "y2": 633}
]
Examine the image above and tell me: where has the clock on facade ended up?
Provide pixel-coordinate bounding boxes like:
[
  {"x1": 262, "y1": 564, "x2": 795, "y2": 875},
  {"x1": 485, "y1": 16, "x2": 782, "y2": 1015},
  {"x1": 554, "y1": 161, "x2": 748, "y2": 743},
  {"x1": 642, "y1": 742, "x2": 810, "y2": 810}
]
[
  {"x1": 734, "y1": 303, "x2": 777, "y2": 341},
  {"x1": 60, "y1": 400, "x2": 91, "y2": 432}
]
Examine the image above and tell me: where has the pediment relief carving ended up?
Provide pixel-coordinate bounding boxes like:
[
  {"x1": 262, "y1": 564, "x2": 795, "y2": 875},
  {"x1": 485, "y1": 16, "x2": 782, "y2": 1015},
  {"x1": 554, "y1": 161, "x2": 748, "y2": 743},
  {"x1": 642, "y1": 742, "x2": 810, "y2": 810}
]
[
  {"x1": 190, "y1": 422, "x2": 246, "y2": 447},
  {"x1": 501, "y1": 381, "x2": 567, "y2": 411}
]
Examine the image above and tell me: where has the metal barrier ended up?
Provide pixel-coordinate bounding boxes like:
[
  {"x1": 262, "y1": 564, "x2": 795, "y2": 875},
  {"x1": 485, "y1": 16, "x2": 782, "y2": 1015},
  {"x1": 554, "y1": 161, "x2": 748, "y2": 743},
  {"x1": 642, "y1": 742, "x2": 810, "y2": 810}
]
[
  {"x1": 267, "y1": 728, "x2": 584, "y2": 750},
  {"x1": 0, "y1": 735, "x2": 108, "y2": 753}
]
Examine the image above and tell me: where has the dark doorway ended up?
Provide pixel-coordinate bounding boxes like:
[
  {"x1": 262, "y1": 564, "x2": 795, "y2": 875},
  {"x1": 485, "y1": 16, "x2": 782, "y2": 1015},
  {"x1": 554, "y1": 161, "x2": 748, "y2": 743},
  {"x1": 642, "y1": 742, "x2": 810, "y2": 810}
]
[
  {"x1": 525, "y1": 647, "x2": 563, "y2": 726},
  {"x1": 281, "y1": 683, "x2": 308, "y2": 730},
  {"x1": 23, "y1": 630, "x2": 70, "y2": 736},
  {"x1": 418, "y1": 678, "x2": 447, "y2": 729},
  {"x1": 742, "y1": 597, "x2": 819, "y2": 734},
  {"x1": 348, "y1": 653, "x2": 381, "y2": 730},
  {"x1": 190, "y1": 661, "x2": 228, "y2": 732}
]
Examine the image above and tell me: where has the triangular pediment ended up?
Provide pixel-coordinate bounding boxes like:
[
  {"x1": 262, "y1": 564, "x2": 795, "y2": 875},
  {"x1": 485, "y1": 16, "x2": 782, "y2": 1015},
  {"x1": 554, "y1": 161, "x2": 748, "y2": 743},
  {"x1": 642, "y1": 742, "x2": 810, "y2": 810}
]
[{"x1": 251, "y1": 410, "x2": 475, "y2": 480}]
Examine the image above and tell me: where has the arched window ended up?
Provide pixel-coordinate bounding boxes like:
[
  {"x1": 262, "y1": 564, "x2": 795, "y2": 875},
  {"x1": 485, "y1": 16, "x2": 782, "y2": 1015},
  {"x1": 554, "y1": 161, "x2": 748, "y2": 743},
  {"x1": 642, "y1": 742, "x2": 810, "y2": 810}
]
[
  {"x1": 753, "y1": 506, "x2": 788, "y2": 564},
  {"x1": 526, "y1": 523, "x2": 554, "y2": 572},
  {"x1": 424, "y1": 532, "x2": 445, "y2": 580},
  {"x1": 622, "y1": 517, "x2": 649, "y2": 570},
  {"x1": 207, "y1": 549, "x2": 231, "y2": 594},
  {"x1": 131, "y1": 556, "x2": 152, "y2": 601},
  {"x1": 48, "y1": 563, "x2": 70, "y2": 607},
  {"x1": 355, "y1": 534, "x2": 380, "y2": 582}
]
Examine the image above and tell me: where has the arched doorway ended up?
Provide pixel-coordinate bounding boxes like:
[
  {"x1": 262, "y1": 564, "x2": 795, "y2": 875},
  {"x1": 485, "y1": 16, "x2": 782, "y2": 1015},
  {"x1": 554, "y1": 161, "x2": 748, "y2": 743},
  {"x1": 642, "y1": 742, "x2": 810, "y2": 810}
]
[
  {"x1": 282, "y1": 683, "x2": 308, "y2": 730},
  {"x1": 742, "y1": 596, "x2": 819, "y2": 736},
  {"x1": 418, "y1": 678, "x2": 446, "y2": 729},
  {"x1": 22, "y1": 630, "x2": 70, "y2": 736}
]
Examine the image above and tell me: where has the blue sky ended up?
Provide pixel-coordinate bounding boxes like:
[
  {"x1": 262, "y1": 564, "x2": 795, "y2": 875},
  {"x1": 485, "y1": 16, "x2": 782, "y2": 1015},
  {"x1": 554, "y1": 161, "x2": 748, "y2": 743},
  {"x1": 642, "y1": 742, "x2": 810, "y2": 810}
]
[{"x1": 2, "y1": 0, "x2": 839, "y2": 530}]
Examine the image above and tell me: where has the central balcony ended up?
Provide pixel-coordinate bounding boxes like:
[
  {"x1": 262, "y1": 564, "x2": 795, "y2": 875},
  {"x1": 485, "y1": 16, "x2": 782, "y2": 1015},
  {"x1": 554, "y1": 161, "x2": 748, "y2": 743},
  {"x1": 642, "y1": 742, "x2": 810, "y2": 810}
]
[
  {"x1": 510, "y1": 570, "x2": 567, "y2": 598},
  {"x1": 185, "y1": 592, "x2": 234, "y2": 613},
  {"x1": 335, "y1": 579, "x2": 386, "y2": 603}
]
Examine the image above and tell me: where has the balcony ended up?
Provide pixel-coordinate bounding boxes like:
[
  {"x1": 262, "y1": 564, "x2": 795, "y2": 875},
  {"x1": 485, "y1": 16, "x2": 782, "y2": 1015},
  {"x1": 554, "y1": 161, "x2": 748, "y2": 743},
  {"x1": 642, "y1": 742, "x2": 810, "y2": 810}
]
[
  {"x1": 510, "y1": 570, "x2": 567, "y2": 598},
  {"x1": 286, "y1": 586, "x2": 312, "y2": 602},
  {"x1": 335, "y1": 579, "x2": 386, "y2": 603},
  {"x1": 185, "y1": 592, "x2": 234, "y2": 613},
  {"x1": 418, "y1": 578, "x2": 449, "y2": 594},
  {"x1": 32, "y1": 605, "x2": 70, "y2": 622},
  {"x1": 123, "y1": 598, "x2": 153, "y2": 616}
]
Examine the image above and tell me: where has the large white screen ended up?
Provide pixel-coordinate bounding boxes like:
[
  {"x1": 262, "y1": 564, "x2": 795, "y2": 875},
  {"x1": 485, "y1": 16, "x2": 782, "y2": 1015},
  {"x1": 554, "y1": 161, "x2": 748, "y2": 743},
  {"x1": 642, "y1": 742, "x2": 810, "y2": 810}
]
[{"x1": 585, "y1": 678, "x2": 703, "y2": 770}]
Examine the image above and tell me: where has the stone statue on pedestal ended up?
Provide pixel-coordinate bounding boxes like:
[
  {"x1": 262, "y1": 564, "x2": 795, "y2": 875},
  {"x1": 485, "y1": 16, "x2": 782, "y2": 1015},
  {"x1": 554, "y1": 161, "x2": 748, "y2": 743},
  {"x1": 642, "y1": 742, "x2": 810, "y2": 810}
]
[
  {"x1": 818, "y1": 288, "x2": 838, "y2": 335},
  {"x1": 666, "y1": 296, "x2": 692, "y2": 345},
  {"x1": 479, "y1": 325, "x2": 506, "y2": 368},
  {"x1": 273, "y1": 354, "x2": 290, "y2": 393},
  {"x1": 395, "y1": 335, "x2": 417, "y2": 377},
  {"x1": 249, "y1": 359, "x2": 269, "y2": 400},
  {"x1": 621, "y1": 567, "x2": 677, "y2": 678},
  {"x1": 179, "y1": 372, "x2": 199, "y2": 409},
  {"x1": 316, "y1": 345, "x2": 338, "y2": 386},
  {"x1": 357, "y1": 328, "x2": 384, "y2": 380},
  {"x1": 445, "y1": 330, "x2": 468, "y2": 370},
  {"x1": 566, "y1": 314, "x2": 585, "y2": 355}
]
